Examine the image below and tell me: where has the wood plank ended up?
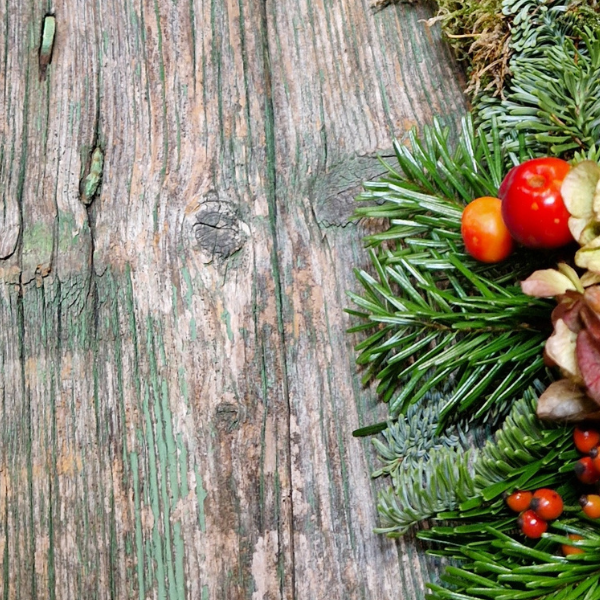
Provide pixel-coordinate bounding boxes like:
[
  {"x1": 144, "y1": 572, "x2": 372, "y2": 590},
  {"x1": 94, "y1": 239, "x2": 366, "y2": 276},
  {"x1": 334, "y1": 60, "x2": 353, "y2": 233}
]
[
  {"x1": 267, "y1": 1, "x2": 465, "y2": 595},
  {"x1": 0, "y1": 0, "x2": 467, "y2": 597}
]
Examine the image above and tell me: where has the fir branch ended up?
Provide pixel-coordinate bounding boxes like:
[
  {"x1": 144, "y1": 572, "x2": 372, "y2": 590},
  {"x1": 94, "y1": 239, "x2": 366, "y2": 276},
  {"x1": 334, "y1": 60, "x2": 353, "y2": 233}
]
[
  {"x1": 410, "y1": 390, "x2": 600, "y2": 600},
  {"x1": 422, "y1": 523, "x2": 600, "y2": 600},
  {"x1": 349, "y1": 243, "x2": 552, "y2": 424},
  {"x1": 397, "y1": 392, "x2": 600, "y2": 599},
  {"x1": 375, "y1": 446, "x2": 476, "y2": 537},
  {"x1": 373, "y1": 386, "x2": 578, "y2": 537},
  {"x1": 349, "y1": 2, "x2": 600, "y2": 597},
  {"x1": 349, "y1": 114, "x2": 555, "y2": 427},
  {"x1": 477, "y1": 9, "x2": 600, "y2": 160},
  {"x1": 371, "y1": 394, "x2": 468, "y2": 480},
  {"x1": 472, "y1": 390, "x2": 576, "y2": 497}
]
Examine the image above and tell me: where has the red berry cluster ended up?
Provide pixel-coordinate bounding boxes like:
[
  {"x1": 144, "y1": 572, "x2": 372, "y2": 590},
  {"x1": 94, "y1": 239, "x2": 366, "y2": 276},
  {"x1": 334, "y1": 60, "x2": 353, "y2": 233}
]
[
  {"x1": 501, "y1": 424, "x2": 600, "y2": 554},
  {"x1": 574, "y1": 424, "x2": 600, "y2": 484},
  {"x1": 505, "y1": 488, "x2": 563, "y2": 538},
  {"x1": 573, "y1": 424, "x2": 600, "y2": 522}
]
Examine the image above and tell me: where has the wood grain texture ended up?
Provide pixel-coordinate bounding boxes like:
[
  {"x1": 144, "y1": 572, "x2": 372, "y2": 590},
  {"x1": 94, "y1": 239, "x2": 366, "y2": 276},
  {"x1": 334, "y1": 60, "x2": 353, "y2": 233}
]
[{"x1": 0, "y1": 0, "x2": 467, "y2": 598}]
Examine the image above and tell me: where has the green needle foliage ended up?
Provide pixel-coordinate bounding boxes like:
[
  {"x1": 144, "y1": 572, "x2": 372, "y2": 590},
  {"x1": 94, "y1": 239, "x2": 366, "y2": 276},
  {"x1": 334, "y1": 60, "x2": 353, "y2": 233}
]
[
  {"x1": 376, "y1": 445, "x2": 476, "y2": 536},
  {"x1": 371, "y1": 394, "x2": 468, "y2": 478},
  {"x1": 348, "y1": 116, "x2": 554, "y2": 429},
  {"x1": 424, "y1": 523, "x2": 600, "y2": 600},
  {"x1": 477, "y1": 5, "x2": 600, "y2": 161},
  {"x1": 374, "y1": 386, "x2": 578, "y2": 538},
  {"x1": 375, "y1": 388, "x2": 600, "y2": 599}
]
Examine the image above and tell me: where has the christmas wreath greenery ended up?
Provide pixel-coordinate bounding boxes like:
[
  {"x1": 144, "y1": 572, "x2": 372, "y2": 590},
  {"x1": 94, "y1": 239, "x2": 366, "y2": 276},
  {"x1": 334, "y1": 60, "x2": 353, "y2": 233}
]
[{"x1": 351, "y1": 1, "x2": 600, "y2": 598}]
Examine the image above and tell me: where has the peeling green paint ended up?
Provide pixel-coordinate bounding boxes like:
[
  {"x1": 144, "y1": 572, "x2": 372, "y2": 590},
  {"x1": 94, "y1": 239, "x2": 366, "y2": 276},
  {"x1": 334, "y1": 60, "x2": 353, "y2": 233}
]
[
  {"x1": 130, "y1": 450, "x2": 145, "y2": 600},
  {"x1": 177, "y1": 368, "x2": 189, "y2": 408},
  {"x1": 181, "y1": 267, "x2": 194, "y2": 309},
  {"x1": 147, "y1": 319, "x2": 186, "y2": 599},
  {"x1": 174, "y1": 522, "x2": 185, "y2": 599},
  {"x1": 39, "y1": 15, "x2": 56, "y2": 65},
  {"x1": 141, "y1": 382, "x2": 167, "y2": 600},
  {"x1": 57, "y1": 211, "x2": 85, "y2": 252},
  {"x1": 221, "y1": 310, "x2": 233, "y2": 342},
  {"x1": 80, "y1": 147, "x2": 104, "y2": 205},
  {"x1": 176, "y1": 434, "x2": 189, "y2": 497},
  {"x1": 21, "y1": 221, "x2": 54, "y2": 259},
  {"x1": 171, "y1": 284, "x2": 178, "y2": 320},
  {"x1": 161, "y1": 380, "x2": 180, "y2": 506},
  {"x1": 125, "y1": 265, "x2": 142, "y2": 398},
  {"x1": 194, "y1": 466, "x2": 207, "y2": 533}
]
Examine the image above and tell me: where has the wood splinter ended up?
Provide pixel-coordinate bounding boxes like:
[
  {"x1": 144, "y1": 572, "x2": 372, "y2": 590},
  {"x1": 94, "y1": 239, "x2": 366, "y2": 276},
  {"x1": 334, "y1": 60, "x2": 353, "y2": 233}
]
[
  {"x1": 80, "y1": 147, "x2": 104, "y2": 206},
  {"x1": 39, "y1": 15, "x2": 56, "y2": 76}
]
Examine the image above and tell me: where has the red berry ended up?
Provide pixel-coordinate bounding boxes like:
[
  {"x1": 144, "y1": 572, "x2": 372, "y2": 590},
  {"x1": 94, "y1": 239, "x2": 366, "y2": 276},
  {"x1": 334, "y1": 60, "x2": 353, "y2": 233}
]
[
  {"x1": 562, "y1": 534, "x2": 585, "y2": 556},
  {"x1": 574, "y1": 456, "x2": 600, "y2": 484},
  {"x1": 531, "y1": 488, "x2": 564, "y2": 521},
  {"x1": 580, "y1": 494, "x2": 600, "y2": 519},
  {"x1": 590, "y1": 447, "x2": 600, "y2": 473},
  {"x1": 574, "y1": 425, "x2": 600, "y2": 454},
  {"x1": 518, "y1": 510, "x2": 548, "y2": 539},
  {"x1": 505, "y1": 490, "x2": 533, "y2": 513}
]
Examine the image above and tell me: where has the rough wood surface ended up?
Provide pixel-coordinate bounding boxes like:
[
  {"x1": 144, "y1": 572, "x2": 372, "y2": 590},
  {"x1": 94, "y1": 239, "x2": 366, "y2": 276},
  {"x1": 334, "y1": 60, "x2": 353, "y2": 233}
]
[{"x1": 0, "y1": 0, "x2": 467, "y2": 598}]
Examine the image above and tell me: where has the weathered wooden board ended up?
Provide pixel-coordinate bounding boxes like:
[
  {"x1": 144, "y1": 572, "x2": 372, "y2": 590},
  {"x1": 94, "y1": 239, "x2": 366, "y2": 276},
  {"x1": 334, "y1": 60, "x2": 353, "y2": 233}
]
[{"x1": 0, "y1": 0, "x2": 466, "y2": 597}]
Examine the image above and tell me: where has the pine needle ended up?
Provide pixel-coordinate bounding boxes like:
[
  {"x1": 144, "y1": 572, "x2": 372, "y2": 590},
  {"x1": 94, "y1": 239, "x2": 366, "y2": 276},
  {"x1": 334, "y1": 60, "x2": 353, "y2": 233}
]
[{"x1": 348, "y1": 115, "x2": 554, "y2": 428}]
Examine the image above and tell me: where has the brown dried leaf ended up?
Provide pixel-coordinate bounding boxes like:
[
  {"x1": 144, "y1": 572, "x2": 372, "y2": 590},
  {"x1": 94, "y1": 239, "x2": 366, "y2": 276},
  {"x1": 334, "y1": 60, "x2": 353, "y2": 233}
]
[
  {"x1": 584, "y1": 284, "x2": 600, "y2": 312},
  {"x1": 537, "y1": 379, "x2": 600, "y2": 422},
  {"x1": 580, "y1": 305, "x2": 600, "y2": 344},
  {"x1": 557, "y1": 263, "x2": 584, "y2": 292},
  {"x1": 576, "y1": 329, "x2": 600, "y2": 404},
  {"x1": 581, "y1": 271, "x2": 600, "y2": 288},
  {"x1": 593, "y1": 175, "x2": 600, "y2": 222},
  {"x1": 551, "y1": 291, "x2": 583, "y2": 332},
  {"x1": 577, "y1": 220, "x2": 600, "y2": 245},
  {"x1": 569, "y1": 216, "x2": 590, "y2": 243},
  {"x1": 521, "y1": 269, "x2": 578, "y2": 297}
]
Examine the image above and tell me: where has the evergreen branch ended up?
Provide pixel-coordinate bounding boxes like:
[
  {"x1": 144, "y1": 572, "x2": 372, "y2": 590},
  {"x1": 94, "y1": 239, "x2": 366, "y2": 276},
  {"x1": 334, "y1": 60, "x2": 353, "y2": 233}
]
[
  {"x1": 407, "y1": 391, "x2": 600, "y2": 599},
  {"x1": 375, "y1": 446, "x2": 476, "y2": 537},
  {"x1": 477, "y1": 10, "x2": 600, "y2": 160},
  {"x1": 422, "y1": 523, "x2": 600, "y2": 600},
  {"x1": 373, "y1": 386, "x2": 578, "y2": 538},
  {"x1": 349, "y1": 243, "x2": 552, "y2": 421},
  {"x1": 371, "y1": 394, "x2": 468, "y2": 480},
  {"x1": 350, "y1": 2, "x2": 600, "y2": 598},
  {"x1": 349, "y1": 115, "x2": 557, "y2": 426}
]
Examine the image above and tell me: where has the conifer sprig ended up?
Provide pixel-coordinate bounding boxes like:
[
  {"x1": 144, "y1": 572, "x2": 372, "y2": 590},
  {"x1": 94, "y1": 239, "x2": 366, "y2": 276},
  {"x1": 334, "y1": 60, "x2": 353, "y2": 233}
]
[
  {"x1": 350, "y1": 1, "x2": 600, "y2": 598},
  {"x1": 422, "y1": 523, "x2": 600, "y2": 600},
  {"x1": 373, "y1": 390, "x2": 600, "y2": 597},
  {"x1": 373, "y1": 387, "x2": 577, "y2": 537},
  {"x1": 348, "y1": 117, "x2": 554, "y2": 429},
  {"x1": 478, "y1": 14, "x2": 600, "y2": 161}
]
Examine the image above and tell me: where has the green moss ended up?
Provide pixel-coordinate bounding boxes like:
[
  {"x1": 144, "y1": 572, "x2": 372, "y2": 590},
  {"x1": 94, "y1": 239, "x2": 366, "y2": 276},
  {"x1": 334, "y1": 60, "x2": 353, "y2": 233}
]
[
  {"x1": 431, "y1": 0, "x2": 509, "y2": 95},
  {"x1": 566, "y1": 0, "x2": 600, "y2": 29}
]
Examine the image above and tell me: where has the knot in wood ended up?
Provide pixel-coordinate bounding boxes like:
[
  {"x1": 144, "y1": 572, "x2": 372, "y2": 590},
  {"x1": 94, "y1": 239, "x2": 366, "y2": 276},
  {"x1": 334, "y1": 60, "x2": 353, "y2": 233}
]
[
  {"x1": 192, "y1": 193, "x2": 245, "y2": 259},
  {"x1": 214, "y1": 402, "x2": 240, "y2": 432}
]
